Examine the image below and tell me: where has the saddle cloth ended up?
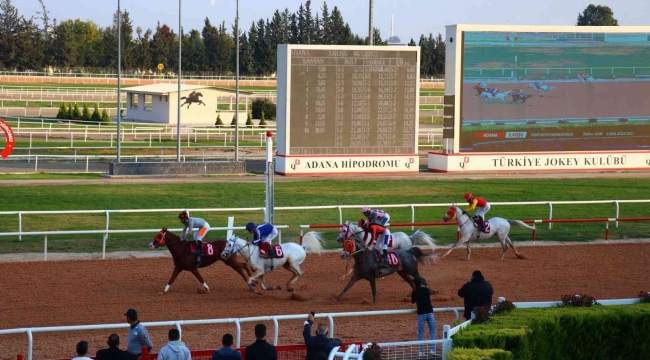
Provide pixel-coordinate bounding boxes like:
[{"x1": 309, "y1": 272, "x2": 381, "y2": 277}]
[
  {"x1": 375, "y1": 251, "x2": 400, "y2": 267},
  {"x1": 260, "y1": 244, "x2": 284, "y2": 259},
  {"x1": 190, "y1": 242, "x2": 219, "y2": 258}
]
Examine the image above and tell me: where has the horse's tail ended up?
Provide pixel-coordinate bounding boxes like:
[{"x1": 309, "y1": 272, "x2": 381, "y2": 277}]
[
  {"x1": 409, "y1": 230, "x2": 437, "y2": 253},
  {"x1": 301, "y1": 231, "x2": 325, "y2": 255},
  {"x1": 508, "y1": 219, "x2": 536, "y2": 230},
  {"x1": 181, "y1": 96, "x2": 187, "y2": 100},
  {"x1": 409, "y1": 246, "x2": 440, "y2": 265}
]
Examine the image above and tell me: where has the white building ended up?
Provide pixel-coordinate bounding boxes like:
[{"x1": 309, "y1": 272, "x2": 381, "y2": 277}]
[{"x1": 121, "y1": 84, "x2": 249, "y2": 126}]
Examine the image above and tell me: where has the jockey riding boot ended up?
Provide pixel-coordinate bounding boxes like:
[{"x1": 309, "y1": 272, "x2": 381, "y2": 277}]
[
  {"x1": 196, "y1": 240, "x2": 203, "y2": 256},
  {"x1": 267, "y1": 243, "x2": 274, "y2": 258},
  {"x1": 478, "y1": 216, "x2": 485, "y2": 232},
  {"x1": 382, "y1": 249, "x2": 389, "y2": 266}
]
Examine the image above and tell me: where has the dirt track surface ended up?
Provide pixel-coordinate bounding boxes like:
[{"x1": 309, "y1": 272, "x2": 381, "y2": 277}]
[{"x1": 1, "y1": 242, "x2": 649, "y2": 359}]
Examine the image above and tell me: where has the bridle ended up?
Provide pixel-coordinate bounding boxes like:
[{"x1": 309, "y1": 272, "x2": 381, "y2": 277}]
[
  {"x1": 156, "y1": 230, "x2": 181, "y2": 247},
  {"x1": 224, "y1": 237, "x2": 252, "y2": 261},
  {"x1": 339, "y1": 223, "x2": 366, "y2": 242}
]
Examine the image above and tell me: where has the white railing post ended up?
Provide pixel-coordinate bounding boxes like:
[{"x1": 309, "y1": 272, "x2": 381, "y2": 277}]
[
  {"x1": 615, "y1": 200, "x2": 619, "y2": 228},
  {"x1": 86, "y1": 156, "x2": 89, "y2": 173},
  {"x1": 442, "y1": 324, "x2": 451, "y2": 339},
  {"x1": 34, "y1": 155, "x2": 38, "y2": 172},
  {"x1": 272, "y1": 316, "x2": 279, "y2": 345},
  {"x1": 18, "y1": 212, "x2": 22, "y2": 242},
  {"x1": 44, "y1": 235, "x2": 47, "y2": 261},
  {"x1": 278, "y1": 230, "x2": 282, "y2": 244},
  {"x1": 175, "y1": 322, "x2": 182, "y2": 340},
  {"x1": 235, "y1": 319, "x2": 241, "y2": 348},
  {"x1": 337, "y1": 206, "x2": 343, "y2": 225},
  {"x1": 27, "y1": 329, "x2": 33, "y2": 360},
  {"x1": 548, "y1": 202, "x2": 553, "y2": 229},
  {"x1": 410, "y1": 204, "x2": 415, "y2": 231},
  {"x1": 328, "y1": 314, "x2": 335, "y2": 338}
]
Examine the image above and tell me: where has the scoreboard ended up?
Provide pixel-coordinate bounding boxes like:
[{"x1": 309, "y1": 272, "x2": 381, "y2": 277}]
[{"x1": 275, "y1": 45, "x2": 420, "y2": 175}]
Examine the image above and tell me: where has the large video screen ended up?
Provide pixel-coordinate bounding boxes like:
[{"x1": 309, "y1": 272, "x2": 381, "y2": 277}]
[{"x1": 460, "y1": 31, "x2": 650, "y2": 152}]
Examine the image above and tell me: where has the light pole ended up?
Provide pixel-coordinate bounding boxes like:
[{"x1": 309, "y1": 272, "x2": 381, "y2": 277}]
[
  {"x1": 235, "y1": 0, "x2": 240, "y2": 161},
  {"x1": 176, "y1": 0, "x2": 182, "y2": 162},
  {"x1": 368, "y1": 0, "x2": 374, "y2": 45},
  {"x1": 117, "y1": 0, "x2": 122, "y2": 162}
]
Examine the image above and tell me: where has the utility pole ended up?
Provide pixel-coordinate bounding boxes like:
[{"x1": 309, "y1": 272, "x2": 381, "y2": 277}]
[
  {"x1": 368, "y1": 0, "x2": 374, "y2": 45},
  {"x1": 176, "y1": 0, "x2": 182, "y2": 161},
  {"x1": 235, "y1": 0, "x2": 240, "y2": 161},
  {"x1": 117, "y1": 0, "x2": 122, "y2": 162}
]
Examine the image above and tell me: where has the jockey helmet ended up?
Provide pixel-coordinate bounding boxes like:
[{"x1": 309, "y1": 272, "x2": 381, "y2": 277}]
[
  {"x1": 246, "y1": 222, "x2": 256, "y2": 231},
  {"x1": 362, "y1": 206, "x2": 371, "y2": 215},
  {"x1": 464, "y1": 193, "x2": 473, "y2": 201},
  {"x1": 178, "y1": 211, "x2": 189, "y2": 220}
]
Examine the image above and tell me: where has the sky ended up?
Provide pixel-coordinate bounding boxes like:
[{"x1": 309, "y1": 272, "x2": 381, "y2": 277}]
[{"x1": 17, "y1": 0, "x2": 650, "y2": 41}]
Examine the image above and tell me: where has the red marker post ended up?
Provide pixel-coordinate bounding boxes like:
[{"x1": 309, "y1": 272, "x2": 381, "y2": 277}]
[
  {"x1": 265, "y1": 131, "x2": 275, "y2": 224},
  {"x1": 0, "y1": 119, "x2": 15, "y2": 159}
]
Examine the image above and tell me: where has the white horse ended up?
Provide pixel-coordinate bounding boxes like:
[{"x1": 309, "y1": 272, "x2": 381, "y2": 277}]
[
  {"x1": 493, "y1": 90, "x2": 513, "y2": 103},
  {"x1": 221, "y1": 232, "x2": 324, "y2": 294},
  {"x1": 331, "y1": 220, "x2": 437, "y2": 280},
  {"x1": 440, "y1": 204, "x2": 534, "y2": 260},
  {"x1": 527, "y1": 83, "x2": 555, "y2": 92},
  {"x1": 478, "y1": 91, "x2": 496, "y2": 103}
]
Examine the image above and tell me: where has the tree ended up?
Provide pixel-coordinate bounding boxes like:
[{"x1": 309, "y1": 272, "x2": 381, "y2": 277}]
[
  {"x1": 202, "y1": 18, "x2": 218, "y2": 72},
  {"x1": 56, "y1": 102, "x2": 68, "y2": 119},
  {"x1": 72, "y1": 103, "x2": 81, "y2": 119},
  {"x1": 408, "y1": 38, "x2": 416, "y2": 46},
  {"x1": 81, "y1": 103, "x2": 91, "y2": 120},
  {"x1": 577, "y1": 4, "x2": 618, "y2": 26},
  {"x1": 259, "y1": 110, "x2": 267, "y2": 127},
  {"x1": 100, "y1": 108, "x2": 110, "y2": 122},
  {"x1": 215, "y1": 112, "x2": 224, "y2": 127},
  {"x1": 91, "y1": 103, "x2": 101, "y2": 121},
  {"x1": 151, "y1": 23, "x2": 177, "y2": 71},
  {"x1": 134, "y1": 27, "x2": 153, "y2": 72},
  {"x1": 182, "y1": 29, "x2": 207, "y2": 72},
  {"x1": 67, "y1": 103, "x2": 73, "y2": 119},
  {"x1": 214, "y1": 22, "x2": 234, "y2": 74},
  {"x1": 245, "y1": 111, "x2": 254, "y2": 127}
]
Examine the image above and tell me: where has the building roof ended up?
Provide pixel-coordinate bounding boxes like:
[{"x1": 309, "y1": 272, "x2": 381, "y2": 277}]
[{"x1": 121, "y1": 84, "x2": 221, "y2": 95}]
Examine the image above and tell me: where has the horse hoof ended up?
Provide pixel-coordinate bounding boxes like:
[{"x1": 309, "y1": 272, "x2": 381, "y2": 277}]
[
  {"x1": 248, "y1": 284, "x2": 256, "y2": 292},
  {"x1": 288, "y1": 288, "x2": 294, "y2": 293}
]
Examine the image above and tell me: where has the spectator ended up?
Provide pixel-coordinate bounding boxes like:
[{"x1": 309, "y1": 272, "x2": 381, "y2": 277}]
[
  {"x1": 96, "y1": 334, "x2": 137, "y2": 360},
  {"x1": 72, "y1": 341, "x2": 93, "y2": 360},
  {"x1": 303, "y1": 312, "x2": 342, "y2": 360},
  {"x1": 125, "y1": 308, "x2": 154, "y2": 356},
  {"x1": 158, "y1": 329, "x2": 191, "y2": 360},
  {"x1": 457, "y1": 270, "x2": 494, "y2": 321},
  {"x1": 411, "y1": 277, "x2": 436, "y2": 357},
  {"x1": 245, "y1": 324, "x2": 277, "y2": 360},
  {"x1": 211, "y1": 334, "x2": 242, "y2": 360},
  {"x1": 315, "y1": 354, "x2": 328, "y2": 360}
]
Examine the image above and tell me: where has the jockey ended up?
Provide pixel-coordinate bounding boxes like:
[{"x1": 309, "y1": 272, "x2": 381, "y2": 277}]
[
  {"x1": 179, "y1": 210, "x2": 210, "y2": 256},
  {"x1": 464, "y1": 193, "x2": 490, "y2": 232},
  {"x1": 246, "y1": 222, "x2": 278, "y2": 258},
  {"x1": 361, "y1": 206, "x2": 391, "y2": 265}
]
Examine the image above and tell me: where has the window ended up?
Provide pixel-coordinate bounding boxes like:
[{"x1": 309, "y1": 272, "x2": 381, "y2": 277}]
[
  {"x1": 144, "y1": 95, "x2": 153, "y2": 111},
  {"x1": 131, "y1": 93, "x2": 139, "y2": 109}
]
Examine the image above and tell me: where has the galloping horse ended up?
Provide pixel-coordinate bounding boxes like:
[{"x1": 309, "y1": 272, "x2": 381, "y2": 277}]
[
  {"x1": 441, "y1": 204, "x2": 533, "y2": 260},
  {"x1": 334, "y1": 235, "x2": 437, "y2": 304},
  {"x1": 180, "y1": 91, "x2": 206, "y2": 108},
  {"x1": 150, "y1": 228, "x2": 255, "y2": 294},
  {"x1": 221, "y1": 232, "x2": 324, "y2": 294},
  {"x1": 332, "y1": 220, "x2": 437, "y2": 280}
]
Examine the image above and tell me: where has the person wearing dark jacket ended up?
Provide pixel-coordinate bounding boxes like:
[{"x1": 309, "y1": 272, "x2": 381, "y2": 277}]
[
  {"x1": 457, "y1": 270, "x2": 494, "y2": 321},
  {"x1": 96, "y1": 334, "x2": 137, "y2": 360},
  {"x1": 211, "y1": 334, "x2": 241, "y2": 360},
  {"x1": 411, "y1": 277, "x2": 436, "y2": 356},
  {"x1": 303, "y1": 312, "x2": 342, "y2": 360},
  {"x1": 245, "y1": 324, "x2": 277, "y2": 360}
]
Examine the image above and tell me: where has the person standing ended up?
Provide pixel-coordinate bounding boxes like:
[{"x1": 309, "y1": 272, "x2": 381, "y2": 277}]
[
  {"x1": 411, "y1": 277, "x2": 436, "y2": 357},
  {"x1": 303, "y1": 312, "x2": 342, "y2": 360},
  {"x1": 157, "y1": 329, "x2": 191, "y2": 360},
  {"x1": 72, "y1": 341, "x2": 93, "y2": 360},
  {"x1": 125, "y1": 309, "x2": 154, "y2": 356},
  {"x1": 245, "y1": 324, "x2": 277, "y2": 360},
  {"x1": 96, "y1": 334, "x2": 137, "y2": 360},
  {"x1": 211, "y1": 334, "x2": 242, "y2": 360},
  {"x1": 458, "y1": 270, "x2": 494, "y2": 321}
]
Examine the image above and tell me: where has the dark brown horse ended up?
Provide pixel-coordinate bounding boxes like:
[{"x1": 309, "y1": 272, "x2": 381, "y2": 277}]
[{"x1": 150, "y1": 228, "x2": 255, "y2": 294}]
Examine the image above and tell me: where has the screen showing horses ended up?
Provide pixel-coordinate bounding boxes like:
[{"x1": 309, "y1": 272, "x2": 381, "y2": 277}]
[{"x1": 460, "y1": 31, "x2": 650, "y2": 152}]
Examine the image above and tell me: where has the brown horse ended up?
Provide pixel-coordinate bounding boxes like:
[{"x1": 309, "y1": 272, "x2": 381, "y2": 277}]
[{"x1": 150, "y1": 228, "x2": 255, "y2": 294}]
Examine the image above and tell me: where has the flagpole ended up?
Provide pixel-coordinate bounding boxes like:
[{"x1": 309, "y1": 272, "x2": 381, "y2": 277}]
[
  {"x1": 117, "y1": 0, "x2": 122, "y2": 162},
  {"x1": 177, "y1": 0, "x2": 182, "y2": 162}
]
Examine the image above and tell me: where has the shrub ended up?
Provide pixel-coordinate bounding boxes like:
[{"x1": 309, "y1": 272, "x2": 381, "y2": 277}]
[
  {"x1": 81, "y1": 103, "x2": 91, "y2": 121},
  {"x1": 72, "y1": 103, "x2": 82, "y2": 119},
  {"x1": 561, "y1": 294, "x2": 599, "y2": 307},
  {"x1": 362, "y1": 343, "x2": 382, "y2": 360},
  {"x1": 215, "y1": 113, "x2": 224, "y2": 128},
  {"x1": 245, "y1": 111, "x2": 254, "y2": 127},
  {"x1": 251, "y1": 98, "x2": 276, "y2": 120},
  {"x1": 448, "y1": 348, "x2": 514, "y2": 360},
  {"x1": 258, "y1": 110, "x2": 267, "y2": 127},
  {"x1": 100, "y1": 109, "x2": 111, "y2": 122},
  {"x1": 230, "y1": 114, "x2": 238, "y2": 127},
  {"x1": 67, "y1": 103, "x2": 74, "y2": 120},
  {"x1": 472, "y1": 305, "x2": 492, "y2": 324},
  {"x1": 56, "y1": 103, "x2": 68, "y2": 119},
  {"x1": 491, "y1": 300, "x2": 516, "y2": 315},
  {"x1": 639, "y1": 291, "x2": 650, "y2": 303},
  {"x1": 90, "y1": 104, "x2": 101, "y2": 122}
]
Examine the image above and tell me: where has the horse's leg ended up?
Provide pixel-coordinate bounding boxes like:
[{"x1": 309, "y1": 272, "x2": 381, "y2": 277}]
[
  {"x1": 466, "y1": 242, "x2": 472, "y2": 260},
  {"x1": 335, "y1": 274, "x2": 359, "y2": 302},
  {"x1": 506, "y1": 236, "x2": 524, "y2": 259},
  {"x1": 499, "y1": 233, "x2": 509, "y2": 260},
  {"x1": 247, "y1": 267, "x2": 266, "y2": 293},
  {"x1": 284, "y1": 260, "x2": 305, "y2": 292},
  {"x1": 163, "y1": 267, "x2": 182, "y2": 294},
  {"x1": 370, "y1": 277, "x2": 378, "y2": 304},
  {"x1": 397, "y1": 270, "x2": 415, "y2": 290},
  {"x1": 441, "y1": 239, "x2": 463, "y2": 259},
  {"x1": 190, "y1": 268, "x2": 210, "y2": 293}
]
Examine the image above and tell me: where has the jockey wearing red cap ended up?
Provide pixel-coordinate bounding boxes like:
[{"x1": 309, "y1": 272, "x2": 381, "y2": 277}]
[
  {"x1": 361, "y1": 206, "x2": 391, "y2": 266},
  {"x1": 464, "y1": 193, "x2": 490, "y2": 232}
]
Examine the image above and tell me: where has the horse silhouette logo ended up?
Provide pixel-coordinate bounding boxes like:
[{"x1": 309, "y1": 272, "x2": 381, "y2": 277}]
[{"x1": 180, "y1": 91, "x2": 206, "y2": 108}]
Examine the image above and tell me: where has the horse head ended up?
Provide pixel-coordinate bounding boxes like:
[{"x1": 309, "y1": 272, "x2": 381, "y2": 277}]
[
  {"x1": 442, "y1": 204, "x2": 458, "y2": 222},
  {"x1": 150, "y1": 227, "x2": 169, "y2": 249},
  {"x1": 340, "y1": 238, "x2": 358, "y2": 260},
  {"x1": 195, "y1": 92, "x2": 203, "y2": 98},
  {"x1": 337, "y1": 221, "x2": 353, "y2": 243},
  {"x1": 221, "y1": 236, "x2": 242, "y2": 260}
]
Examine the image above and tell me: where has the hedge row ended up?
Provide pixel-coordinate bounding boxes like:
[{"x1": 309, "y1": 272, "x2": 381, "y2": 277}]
[
  {"x1": 451, "y1": 304, "x2": 650, "y2": 360},
  {"x1": 56, "y1": 102, "x2": 111, "y2": 122},
  {"x1": 448, "y1": 348, "x2": 513, "y2": 360}
]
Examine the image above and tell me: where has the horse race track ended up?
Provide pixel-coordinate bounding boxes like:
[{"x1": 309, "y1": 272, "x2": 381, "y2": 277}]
[{"x1": 0, "y1": 242, "x2": 648, "y2": 359}]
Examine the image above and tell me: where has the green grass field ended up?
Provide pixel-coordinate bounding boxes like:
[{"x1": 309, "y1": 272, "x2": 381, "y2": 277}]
[{"x1": 0, "y1": 178, "x2": 648, "y2": 254}]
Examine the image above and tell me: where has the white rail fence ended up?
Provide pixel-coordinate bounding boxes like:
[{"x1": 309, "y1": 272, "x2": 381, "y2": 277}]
[
  {"x1": 464, "y1": 66, "x2": 650, "y2": 77},
  {"x1": 1, "y1": 200, "x2": 647, "y2": 247},
  {"x1": 3, "y1": 297, "x2": 642, "y2": 360}
]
